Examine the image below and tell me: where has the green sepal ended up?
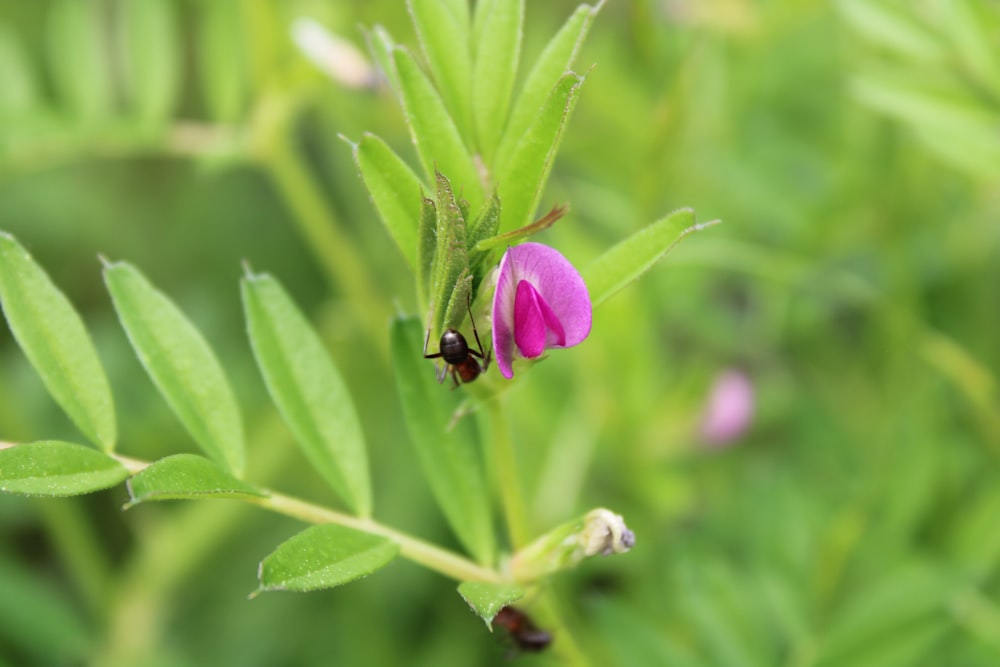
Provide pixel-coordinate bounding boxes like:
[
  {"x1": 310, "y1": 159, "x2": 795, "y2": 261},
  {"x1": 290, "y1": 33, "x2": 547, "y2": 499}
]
[{"x1": 458, "y1": 582, "x2": 526, "y2": 628}]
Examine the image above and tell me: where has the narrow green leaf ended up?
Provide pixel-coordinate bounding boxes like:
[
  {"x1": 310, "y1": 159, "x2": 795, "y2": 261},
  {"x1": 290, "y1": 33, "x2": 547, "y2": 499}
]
[
  {"x1": 442, "y1": 271, "x2": 473, "y2": 335},
  {"x1": 196, "y1": 0, "x2": 249, "y2": 122},
  {"x1": 46, "y1": 0, "x2": 113, "y2": 119},
  {"x1": 0, "y1": 441, "x2": 127, "y2": 497},
  {"x1": 390, "y1": 316, "x2": 495, "y2": 565},
  {"x1": 467, "y1": 190, "x2": 502, "y2": 249},
  {"x1": 441, "y1": 0, "x2": 470, "y2": 29},
  {"x1": 417, "y1": 195, "x2": 437, "y2": 315},
  {"x1": 347, "y1": 132, "x2": 426, "y2": 269},
  {"x1": 407, "y1": 0, "x2": 473, "y2": 142},
  {"x1": 0, "y1": 554, "x2": 90, "y2": 663},
  {"x1": 393, "y1": 46, "x2": 483, "y2": 212},
  {"x1": 103, "y1": 261, "x2": 245, "y2": 476},
  {"x1": 431, "y1": 172, "x2": 471, "y2": 338},
  {"x1": 494, "y1": 72, "x2": 586, "y2": 232},
  {"x1": 471, "y1": 0, "x2": 524, "y2": 161},
  {"x1": 364, "y1": 25, "x2": 400, "y2": 97},
  {"x1": 126, "y1": 454, "x2": 266, "y2": 506},
  {"x1": 838, "y1": 0, "x2": 944, "y2": 62},
  {"x1": 118, "y1": 0, "x2": 180, "y2": 124},
  {"x1": 584, "y1": 209, "x2": 719, "y2": 307},
  {"x1": 938, "y1": 2, "x2": 1000, "y2": 92},
  {"x1": 467, "y1": 191, "x2": 502, "y2": 287},
  {"x1": 241, "y1": 271, "x2": 371, "y2": 516},
  {"x1": 256, "y1": 524, "x2": 399, "y2": 594},
  {"x1": 496, "y1": 2, "x2": 603, "y2": 174},
  {"x1": 0, "y1": 26, "x2": 39, "y2": 115},
  {"x1": 0, "y1": 233, "x2": 116, "y2": 451},
  {"x1": 820, "y1": 561, "x2": 954, "y2": 659},
  {"x1": 458, "y1": 582, "x2": 525, "y2": 627}
]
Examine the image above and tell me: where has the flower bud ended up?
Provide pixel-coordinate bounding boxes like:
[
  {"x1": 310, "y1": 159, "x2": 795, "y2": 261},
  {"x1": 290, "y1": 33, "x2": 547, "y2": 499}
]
[{"x1": 509, "y1": 508, "x2": 634, "y2": 582}]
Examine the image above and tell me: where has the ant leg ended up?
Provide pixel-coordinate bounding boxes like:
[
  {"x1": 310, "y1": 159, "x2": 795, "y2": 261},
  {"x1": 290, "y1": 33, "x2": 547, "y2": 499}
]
[
  {"x1": 423, "y1": 329, "x2": 443, "y2": 360},
  {"x1": 465, "y1": 295, "x2": 487, "y2": 360}
]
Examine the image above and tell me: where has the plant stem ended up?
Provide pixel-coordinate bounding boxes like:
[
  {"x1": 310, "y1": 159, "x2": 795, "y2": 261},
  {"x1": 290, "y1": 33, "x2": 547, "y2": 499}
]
[
  {"x1": 248, "y1": 492, "x2": 503, "y2": 583},
  {"x1": 484, "y1": 399, "x2": 532, "y2": 549},
  {"x1": 1, "y1": 440, "x2": 503, "y2": 585},
  {"x1": 259, "y1": 98, "x2": 390, "y2": 357}
]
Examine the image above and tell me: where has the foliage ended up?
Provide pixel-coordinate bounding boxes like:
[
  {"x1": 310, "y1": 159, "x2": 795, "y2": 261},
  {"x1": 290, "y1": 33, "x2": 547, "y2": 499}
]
[{"x1": 1, "y1": 0, "x2": 999, "y2": 666}]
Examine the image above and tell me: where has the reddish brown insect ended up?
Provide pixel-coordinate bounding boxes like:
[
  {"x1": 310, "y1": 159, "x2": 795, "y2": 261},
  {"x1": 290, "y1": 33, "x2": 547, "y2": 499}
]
[
  {"x1": 423, "y1": 303, "x2": 491, "y2": 386},
  {"x1": 492, "y1": 606, "x2": 552, "y2": 653}
]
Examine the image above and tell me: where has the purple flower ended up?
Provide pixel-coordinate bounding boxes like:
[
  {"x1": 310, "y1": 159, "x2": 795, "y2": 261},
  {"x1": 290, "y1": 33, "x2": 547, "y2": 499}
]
[
  {"x1": 699, "y1": 369, "x2": 754, "y2": 446},
  {"x1": 492, "y1": 242, "x2": 592, "y2": 379}
]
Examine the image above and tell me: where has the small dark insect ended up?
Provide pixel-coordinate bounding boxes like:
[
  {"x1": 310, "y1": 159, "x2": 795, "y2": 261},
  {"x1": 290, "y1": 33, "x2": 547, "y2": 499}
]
[
  {"x1": 423, "y1": 303, "x2": 491, "y2": 386},
  {"x1": 492, "y1": 606, "x2": 552, "y2": 653}
]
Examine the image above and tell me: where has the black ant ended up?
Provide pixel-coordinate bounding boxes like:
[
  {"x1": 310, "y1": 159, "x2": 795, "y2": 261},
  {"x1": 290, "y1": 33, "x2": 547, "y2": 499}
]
[
  {"x1": 492, "y1": 606, "x2": 552, "y2": 653},
  {"x1": 423, "y1": 302, "x2": 491, "y2": 386}
]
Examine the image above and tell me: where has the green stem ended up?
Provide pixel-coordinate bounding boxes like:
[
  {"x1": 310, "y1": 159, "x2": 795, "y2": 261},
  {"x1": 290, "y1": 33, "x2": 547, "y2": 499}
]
[
  {"x1": 107, "y1": 448, "x2": 498, "y2": 584},
  {"x1": 535, "y1": 592, "x2": 594, "y2": 667},
  {"x1": 266, "y1": 136, "x2": 375, "y2": 298},
  {"x1": 259, "y1": 100, "x2": 390, "y2": 357},
  {"x1": 248, "y1": 492, "x2": 502, "y2": 583},
  {"x1": 484, "y1": 399, "x2": 532, "y2": 549}
]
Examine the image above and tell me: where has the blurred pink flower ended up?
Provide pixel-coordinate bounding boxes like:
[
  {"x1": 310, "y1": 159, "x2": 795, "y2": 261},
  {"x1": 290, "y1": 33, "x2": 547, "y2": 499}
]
[
  {"x1": 492, "y1": 243, "x2": 592, "y2": 379},
  {"x1": 700, "y1": 370, "x2": 754, "y2": 446}
]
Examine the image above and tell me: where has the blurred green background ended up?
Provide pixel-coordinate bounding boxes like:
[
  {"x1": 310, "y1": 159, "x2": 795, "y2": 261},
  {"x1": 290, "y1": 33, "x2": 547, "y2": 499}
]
[{"x1": 2, "y1": 0, "x2": 999, "y2": 665}]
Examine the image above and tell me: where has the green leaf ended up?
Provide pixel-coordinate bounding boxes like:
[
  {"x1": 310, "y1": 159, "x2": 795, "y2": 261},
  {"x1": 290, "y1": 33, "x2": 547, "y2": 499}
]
[
  {"x1": 347, "y1": 132, "x2": 426, "y2": 269},
  {"x1": 471, "y1": 0, "x2": 524, "y2": 160},
  {"x1": 938, "y1": 2, "x2": 1000, "y2": 93},
  {"x1": 103, "y1": 261, "x2": 246, "y2": 476},
  {"x1": 196, "y1": 0, "x2": 249, "y2": 122},
  {"x1": 0, "y1": 553, "x2": 90, "y2": 663},
  {"x1": 393, "y1": 46, "x2": 483, "y2": 212},
  {"x1": 467, "y1": 191, "x2": 502, "y2": 288},
  {"x1": 46, "y1": 0, "x2": 113, "y2": 119},
  {"x1": 417, "y1": 195, "x2": 437, "y2": 315},
  {"x1": 406, "y1": 0, "x2": 473, "y2": 143},
  {"x1": 390, "y1": 316, "x2": 495, "y2": 565},
  {"x1": 819, "y1": 561, "x2": 955, "y2": 661},
  {"x1": 241, "y1": 271, "x2": 371, "y2": 516},
  {"x1": 0, "y1": 233, "x2": 116, "y2": 451},
  {"x1": 458, "y1": 582, "x2": 525, "y2": 627},
  {"x1": 117, "y1": 0, "x2": 180, "y2": 124},
  {"x1": 584, "y1": 208, "x2": 718, "y2": 307},
  {"x1": 494, "y1": 72, "x2": 586, "y2": 232},
  {"x1": 126, "y1": 454, "x2": 265, "y2": 506},
  {"x1": 838, "y1": 0, "x2": 944, "y2": 62},
  {"x1": 0, "y1": 441, "x2": 127, "y2": 497},
  {"x1": 431, "y1": 172, "x2": 471, "y2": 337},
  {"x1": 0, "y1": 26, "x2": 39, "y2": 115},
  {"x1": 496, "y1": 2, "x2": 603, "y2": 175},
  {"x1": 364, "y1": 25, "x2": 400, "y2": 97},
  {"x1": 256, "y1": 524, "x2": 399, "y2": 594}
]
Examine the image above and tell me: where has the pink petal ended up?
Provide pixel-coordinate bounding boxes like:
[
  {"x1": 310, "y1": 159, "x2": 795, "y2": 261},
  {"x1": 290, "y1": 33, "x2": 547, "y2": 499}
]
[
  {"x1": 700, "y1": 370, "x2": 754, "y2": 446},
  {"x1": 492, "y1": 242, "x2": 592, "y2": 379},
  {"x1": 514, "y1": 280, "x2": 566, "y2": 358}
]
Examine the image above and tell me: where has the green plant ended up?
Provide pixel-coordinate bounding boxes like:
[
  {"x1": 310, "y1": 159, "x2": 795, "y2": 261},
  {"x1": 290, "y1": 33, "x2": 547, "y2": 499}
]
[{"x1": 0, "y1": 1, "x2": 714, "y2": 663}]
